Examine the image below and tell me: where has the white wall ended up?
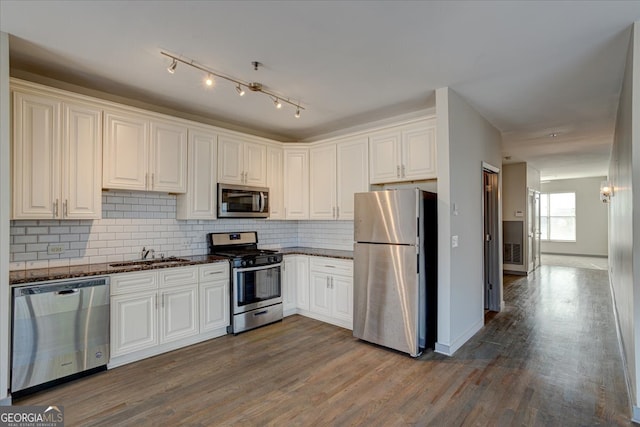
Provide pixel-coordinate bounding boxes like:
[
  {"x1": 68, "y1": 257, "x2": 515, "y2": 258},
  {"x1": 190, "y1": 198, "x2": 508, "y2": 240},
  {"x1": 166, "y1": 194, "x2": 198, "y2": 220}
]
[
  {"x1": 0, "y1": 31, "x2": 11, "y2": 404},
  {"x1": 435, "y1": 87, "x2": 503, "y2": 355},
  {"x1": 541, "y1": 177, "x2": 608, "y2": 257},
  {"x1": 608, "y1": 21, "x2": 640, "y2": 422}
]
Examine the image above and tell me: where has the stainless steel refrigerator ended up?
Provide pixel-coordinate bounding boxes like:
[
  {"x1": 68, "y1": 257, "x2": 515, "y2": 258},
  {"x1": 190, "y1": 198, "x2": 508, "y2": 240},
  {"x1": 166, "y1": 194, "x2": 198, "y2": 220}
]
[{"x1": 353, "y1": 189, "x2": 437, "y2": 357}]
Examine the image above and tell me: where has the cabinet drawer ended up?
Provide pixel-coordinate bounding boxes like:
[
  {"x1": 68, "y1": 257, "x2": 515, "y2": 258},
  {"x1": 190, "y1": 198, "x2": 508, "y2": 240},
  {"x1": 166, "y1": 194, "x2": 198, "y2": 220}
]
[
  {"x1": 199, "y1": 262, "x2": 230, "y2": 281},
  {"x1": 309, "y1": 257, "x2": 353, "y2": 276},
  {"x1": 111, "y1": 271, "x2": 158, "y2": 295},
  {"x1": 159, "y1": 266, "x2": 198, "y2": 287}
]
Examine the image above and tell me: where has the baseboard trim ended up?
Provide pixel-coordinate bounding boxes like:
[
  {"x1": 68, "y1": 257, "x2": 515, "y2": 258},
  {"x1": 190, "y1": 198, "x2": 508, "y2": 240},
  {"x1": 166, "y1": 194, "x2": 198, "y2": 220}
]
[
  {"x1": 541, "y1": 252, "x2": 608, "y2": 258},
  {"x1": 503, "y1": 270, "x2": 527, "y2": 276},
  {"x1": 0, "y1": 396, "x2": 11, "y2": 406},
  {"x1": 434, "y1": 317, "x2": 484, "y2": 356}
]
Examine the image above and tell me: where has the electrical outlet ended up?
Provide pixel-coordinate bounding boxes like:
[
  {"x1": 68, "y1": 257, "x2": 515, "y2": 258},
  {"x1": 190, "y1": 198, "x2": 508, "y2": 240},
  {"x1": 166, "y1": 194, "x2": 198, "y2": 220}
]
[
  {"x1": 47, "y1": 244, "x2": 65, "y2": 255},
  {"x1": 451, "y1": 235, "x2": 459, "y2": 248}
]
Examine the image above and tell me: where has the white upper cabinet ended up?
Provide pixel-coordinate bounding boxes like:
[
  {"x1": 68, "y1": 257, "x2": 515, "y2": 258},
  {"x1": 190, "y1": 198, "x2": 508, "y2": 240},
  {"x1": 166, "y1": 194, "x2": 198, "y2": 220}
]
[
  {"x1": 103, "y1": 109, "x2": 187, "y2": 193},
  {"x1": 217, "y1": 135, "x2": 267, "y2": 186},
  {"x1": 266, "y1": 145, "x2": 285, "y2": 220},
  {"x1": 309, "y1": 144, "x2": 336, "y2": 220},
  {"x1": 283, "y1": 147, "x2": 309, "y2": 219},
  {"x1": 12, "y1": 88, "x2": 102, "y2": 219},
  {"x1": 176, "y1": 128, "x2": 218, "y2": 220},
  {"x1": 369, "y1": 119, "x2": 436, "y2": 184},
  {"x1": 309, "y1": 137, "x2": 368, "y2": 220}
]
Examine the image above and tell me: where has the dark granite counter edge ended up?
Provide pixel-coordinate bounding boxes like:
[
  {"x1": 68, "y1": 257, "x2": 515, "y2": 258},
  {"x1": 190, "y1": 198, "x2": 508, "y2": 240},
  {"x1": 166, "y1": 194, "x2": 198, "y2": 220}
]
[
  {"x1": 9, "y1": 255, "x2": 229, "y2": 286},
  {"x1": 279, "y1": 247, "x2": 353, "y2": 260}
]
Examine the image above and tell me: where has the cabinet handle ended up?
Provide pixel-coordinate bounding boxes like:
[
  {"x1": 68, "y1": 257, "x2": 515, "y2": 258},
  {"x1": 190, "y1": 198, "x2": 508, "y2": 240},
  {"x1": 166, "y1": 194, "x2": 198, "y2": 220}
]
[
  {"x1": 155, "y1": 294, "x2": 158, "y2": 309},
  {"x1": 205, "y1": 271, "x2": 223, "y2": 276},
  {"x1": 332, "y1": 207, "x2": 336, "y2": 218},
  {"x1": 53, "y1": 199, "x2": 59, "y2": 217},
  {"x1": 336, "y1": 206, "x2": 339, "y2": 219},
  {"x1": 331, "y1": 277, "x2": 334, "y2": 289},
  {"x1": 326, "y1": 276, "x2": 330, "y2": 288},
  {"x1": 396, "y1": 165, "x2": 400, "y2": 178},
  {"x1": 162, "y1": 294, "x2": 165, "y2": 308},
  {"x1": 63, "y1": 200, "x2": 68, "y2": 217},
  {"x1": 402, "y1": 165, "x2": 406, "y2": 177},
  {"x1": 151, "y1": 173, "x2": 154, "y2": 189},
  {"x1": 145, "y1": 173, "x2": 149, "y2": 189}
]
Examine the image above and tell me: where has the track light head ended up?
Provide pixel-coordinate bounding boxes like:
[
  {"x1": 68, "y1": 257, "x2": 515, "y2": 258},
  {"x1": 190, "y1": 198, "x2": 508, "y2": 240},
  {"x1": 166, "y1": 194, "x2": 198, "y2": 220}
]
[
  {"x1": 295, "y1": 107, "x2": 301, "y2": 118},
  {"x1": 167, "y1": 59, "x2": 177, "y2": 74},
  {"x1": 205, "y1": 74, "x2": 214, "y2": 87},
  {"x1": 274, "y1": 97, "x2": 282, "y2": 109},
  {"x1": 236, "y1": 84, "x2": 245, "y2": 96}
]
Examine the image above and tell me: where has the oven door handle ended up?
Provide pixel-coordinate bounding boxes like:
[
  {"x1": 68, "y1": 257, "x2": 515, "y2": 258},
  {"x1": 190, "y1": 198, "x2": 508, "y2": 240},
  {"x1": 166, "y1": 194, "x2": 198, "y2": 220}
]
[
  {"x1": 259, "y1": 192, "x2": 266, "y2": 213},
  {"x1": 234, "y1": 263, "x2": 282, "y2": 273}
]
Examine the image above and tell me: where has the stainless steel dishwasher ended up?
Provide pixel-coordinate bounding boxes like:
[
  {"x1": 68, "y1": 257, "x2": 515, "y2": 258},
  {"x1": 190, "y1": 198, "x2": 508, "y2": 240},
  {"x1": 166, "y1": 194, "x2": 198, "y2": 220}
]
[{"x1": 11, "y1": 276, "x2": 110, "y2": 395}]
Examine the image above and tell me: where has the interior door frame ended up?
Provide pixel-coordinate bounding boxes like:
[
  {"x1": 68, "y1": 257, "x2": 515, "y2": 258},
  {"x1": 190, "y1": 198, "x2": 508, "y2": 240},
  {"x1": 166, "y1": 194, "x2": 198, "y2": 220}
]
[{"x1": 482, "y1": 162, "x2": 502, "y2": 312}]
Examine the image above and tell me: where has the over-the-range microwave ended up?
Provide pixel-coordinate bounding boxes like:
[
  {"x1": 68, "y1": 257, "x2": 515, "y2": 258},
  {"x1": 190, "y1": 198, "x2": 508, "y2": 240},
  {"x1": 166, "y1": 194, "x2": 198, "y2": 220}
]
[{"x1": 218, "y1": 183, "x2": 269, "y2": 218}]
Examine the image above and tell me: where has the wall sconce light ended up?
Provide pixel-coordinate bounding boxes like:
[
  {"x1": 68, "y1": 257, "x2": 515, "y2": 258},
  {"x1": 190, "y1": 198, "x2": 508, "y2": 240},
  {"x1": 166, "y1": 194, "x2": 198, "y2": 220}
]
[{"x1": 600, "y1": 180, "x2": 613, "y2": 203}]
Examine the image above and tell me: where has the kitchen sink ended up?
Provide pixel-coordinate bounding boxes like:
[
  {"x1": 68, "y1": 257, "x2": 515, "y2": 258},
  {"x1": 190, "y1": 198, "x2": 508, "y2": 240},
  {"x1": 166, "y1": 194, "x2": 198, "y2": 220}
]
[{"x1": 109, "y1": 257, "x2": 190, "y2": 267}]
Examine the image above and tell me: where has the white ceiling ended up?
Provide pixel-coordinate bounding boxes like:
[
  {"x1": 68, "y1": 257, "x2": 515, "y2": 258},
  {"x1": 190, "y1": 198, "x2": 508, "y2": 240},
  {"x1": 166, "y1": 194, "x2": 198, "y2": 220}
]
[{"x1": 1, "y1": 1, "x2": 639, "y2": 180}]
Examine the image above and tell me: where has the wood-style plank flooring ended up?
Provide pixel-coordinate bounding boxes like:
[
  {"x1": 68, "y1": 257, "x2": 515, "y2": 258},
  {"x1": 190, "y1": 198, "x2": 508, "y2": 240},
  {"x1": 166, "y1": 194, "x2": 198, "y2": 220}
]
[{"x1": 15, "y1": 265, "x2": 631, "y2": 426}]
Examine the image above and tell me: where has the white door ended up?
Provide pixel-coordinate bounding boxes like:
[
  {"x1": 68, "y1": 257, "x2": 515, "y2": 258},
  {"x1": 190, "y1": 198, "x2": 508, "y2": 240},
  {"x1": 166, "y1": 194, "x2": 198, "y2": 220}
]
[
  {"x1": 401, "y1": 123, "x2": 437, "y2": 180},
  {"x1": 103, "y1": 111, "x2": 148, "y2": 190},
  {"x1": 332, "y1": 274, "x2": 353, "y2": 328},
  {"x1": 284, "y1": 148, "x2": 309, "y2": 219},
  {"x1": 244, "y1": 141, "x2": 267, "y2": 186},
  {"x1": 176, "y1": 129, "x2": 217, "y2": 220},
  {"x1": 368, "y1": 131, "x2": 400, "y2": 184},
  {"x1": 295, "y1": 256, "x2": 310, "y2": 310},
  {"x1": 309, "y1": 271, "x2": 332, "y2": 317},
  {"x1": 217, "y1": 135, "x2": 244, "y2": 184},
  {"x1": 266, "y1": 146, "x2": 284, "y2": 219},
  {"x1": 282, "y1": 256, "x2": 298, "y2": 314},
  {"x1": 150, "y1": 120, "x2": 188, "y2": 193},
  {"x1": 111, "y1": 291, "x2": 158, "y2": 356},
  {"x1": 309, "y1": 144, "x2": 336, "y2": 220},
  {"x1": 12, "y1": 91, "x2": 60, "y2": 219},
  {"x1": 336, "y1": 137, "x2": 368, "y2": 220},
  {"x1": 160, "y1": 285, "x2": 199, "y2": 343},
  {"x1": 62, "y1": 102, "x2": 102, "y2": 219},
  {"x1": 199, "y1": 280, "x2": 230, "y2": 332}
]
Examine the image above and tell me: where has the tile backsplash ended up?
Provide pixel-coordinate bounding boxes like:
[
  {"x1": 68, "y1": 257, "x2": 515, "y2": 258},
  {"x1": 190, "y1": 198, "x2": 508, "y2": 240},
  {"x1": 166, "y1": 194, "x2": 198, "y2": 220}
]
[{"x1": 9, "y1": 190, "x2": 354, "y2": 270}]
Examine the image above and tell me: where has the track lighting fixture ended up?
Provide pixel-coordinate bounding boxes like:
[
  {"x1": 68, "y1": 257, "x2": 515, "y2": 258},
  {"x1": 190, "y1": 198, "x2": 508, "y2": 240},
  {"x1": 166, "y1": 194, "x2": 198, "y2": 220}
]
[
  {"x1": 167, "y1": 59, "x2": 178, "y2": 74},
  {"x1": 161, "y1": 51, "x2": 305, "y2": 117}
]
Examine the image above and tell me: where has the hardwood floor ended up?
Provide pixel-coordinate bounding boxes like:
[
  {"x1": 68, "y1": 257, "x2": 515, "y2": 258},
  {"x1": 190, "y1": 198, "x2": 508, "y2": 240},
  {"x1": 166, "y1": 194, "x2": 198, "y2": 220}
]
[{"x1": 15, "y1": 265, "x2": 631, "y2": 426}]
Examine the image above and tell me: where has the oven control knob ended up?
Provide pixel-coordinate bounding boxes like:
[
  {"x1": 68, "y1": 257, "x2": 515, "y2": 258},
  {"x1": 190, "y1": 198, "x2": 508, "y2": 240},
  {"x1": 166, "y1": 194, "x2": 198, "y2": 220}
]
[
  {"x1": 268, "y1": 256, "x2": 275, "y2": 263},
  {"x1": 241, "y1": 260, "x2": 247, "y2": 267},
  {"x1": 248, "y1": 259, "x2": 254, "y2": 266}
]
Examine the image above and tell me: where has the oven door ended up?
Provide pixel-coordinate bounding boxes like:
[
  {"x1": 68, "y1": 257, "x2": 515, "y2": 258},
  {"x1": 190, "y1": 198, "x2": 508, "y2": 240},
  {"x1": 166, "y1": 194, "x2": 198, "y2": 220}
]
[{"x1": 232, "y1": 264, "x2": 282, "y2": 314}]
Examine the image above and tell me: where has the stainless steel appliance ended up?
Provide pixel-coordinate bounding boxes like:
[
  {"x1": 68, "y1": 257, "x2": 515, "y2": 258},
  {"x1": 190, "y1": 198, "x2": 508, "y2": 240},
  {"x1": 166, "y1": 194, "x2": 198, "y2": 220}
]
[
  {"x1": 353, "y1": 189, "x2": 437, "y2": 357},
  {"x1": 11, "y1": 276, "x2": 110, "y2": 395},
  {"x1": 218, "y1": 183, "x2": 269, "y2": 218},
  {"x1": 207, "y1": 231, "x2": 283, "y2": 333}
]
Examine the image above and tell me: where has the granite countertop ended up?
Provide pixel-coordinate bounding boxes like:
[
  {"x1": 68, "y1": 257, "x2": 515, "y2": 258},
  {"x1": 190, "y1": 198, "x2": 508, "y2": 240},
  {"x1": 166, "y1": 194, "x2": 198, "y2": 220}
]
[
  {"x1": 9, "y1": 255, "x2": 229, "y2": 286},
  {"x1": 278, "y1": 247, "x2": 354, "y2": 260},
  {"x1": 9, "y1": 247, "x2": 354, "y2": 286}
]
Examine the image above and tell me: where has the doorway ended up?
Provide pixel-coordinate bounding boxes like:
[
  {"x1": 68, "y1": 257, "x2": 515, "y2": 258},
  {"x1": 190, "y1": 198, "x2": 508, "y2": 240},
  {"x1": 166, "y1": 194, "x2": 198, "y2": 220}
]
[
  {"x1": 528, "y1": 188, "x2": 541, "y2": 272},
  {"x1": 482, "y1": 164, "x2": 501, "y2": 312}
]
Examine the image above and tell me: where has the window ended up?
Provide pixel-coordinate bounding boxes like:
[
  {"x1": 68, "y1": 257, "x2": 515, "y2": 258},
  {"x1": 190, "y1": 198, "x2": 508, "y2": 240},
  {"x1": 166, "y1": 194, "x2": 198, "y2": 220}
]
[{"x1": 540, "y1": 192, "x2": 576, "y2": 241}]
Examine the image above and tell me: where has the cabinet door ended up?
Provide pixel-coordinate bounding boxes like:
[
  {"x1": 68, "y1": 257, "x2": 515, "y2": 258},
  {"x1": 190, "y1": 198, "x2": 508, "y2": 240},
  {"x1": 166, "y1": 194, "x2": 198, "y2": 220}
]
[
  {"x1": 217, "y1": 135, "x2": 244, "y2": 184},
  {"x1": 401, "y1": 122, "x2": 437, "y2": 180},
  {"x1": 177, "y1": 129, "x2": 217, "y2": 220},
  {"x1": 282, "y1": 256, "x2": 298, "y2": 314},
  {"x1": 200, "y1": 280, "x2": 230, "y2": 332},
  {"x1": 336, "y1": 137, "x2": 368, "y2": 220},
  {"x1": 309, "y1": 144, "x2": 337, "y2": 220},
  {"x1": 111, "y1": 291, "x2": 158, "y2": 357},
  {"x1": 150, "y1": 120, "x2": 188, "y2": 193},
  {"x1": 244, "y1": 141, "x2": 267, "y2": 186},
  {"x1": 332, "y1": 274, "x2": 353, "y2": 329},
  {"x1": 284, "y1": 148, "x2": 309, "y2": 219},
  {"x1": 295, "y1": 256, "x2": 310, "y2": 311},
  {"x1": 160, "y1": 285, "x2": 199, "y2": 343},
  {"x1": 369, "y1": 131, "x2": 401, "y2": 184},
  {"x1": 12, "y1": 91, "x2": 60, "y2": 219},
  {"x1": 266, "y1": 146, "x2": 284, "y2": 220},
  {"x1": 103, "y1": 111, "x2": 148, "y2": 190},
  {"x1": 62, "y1": 102, "x2": 102, "y2": 219},
  {"x1": 309, "y1": 271, "x2": 332, "y2": 317}
]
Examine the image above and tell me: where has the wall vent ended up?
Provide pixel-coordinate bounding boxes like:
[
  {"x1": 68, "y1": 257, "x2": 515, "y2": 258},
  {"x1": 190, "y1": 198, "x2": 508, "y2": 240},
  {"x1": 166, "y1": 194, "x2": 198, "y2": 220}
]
[{"x1": 503, "y1": 221, "x2": 524, "y2": 265}]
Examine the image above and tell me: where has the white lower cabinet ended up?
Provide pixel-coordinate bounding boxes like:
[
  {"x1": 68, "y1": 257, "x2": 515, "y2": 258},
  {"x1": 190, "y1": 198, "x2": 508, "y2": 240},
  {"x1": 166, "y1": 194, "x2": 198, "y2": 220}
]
[
  {"x1": 109, "y1": 263, "x2": 229, "y2": 367},
  {"x1": 308, "y1": 258, "x2": 353, "y2": 329},
  {"x1": 199, "y1": 263, "x2": 230, "y2": 333},
  {"x1": 284, "y1": 255, "x2": 353, "y2": 330},
  {"x1": 283, "y1": 255, "x2": 309, "y2": 316}
]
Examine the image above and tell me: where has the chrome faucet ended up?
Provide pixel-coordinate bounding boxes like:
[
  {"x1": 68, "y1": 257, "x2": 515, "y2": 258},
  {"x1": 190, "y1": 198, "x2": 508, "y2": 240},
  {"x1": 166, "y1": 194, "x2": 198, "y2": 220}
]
[{"x1": 141, "y1": 247, "x2": 155, "y2": 260}]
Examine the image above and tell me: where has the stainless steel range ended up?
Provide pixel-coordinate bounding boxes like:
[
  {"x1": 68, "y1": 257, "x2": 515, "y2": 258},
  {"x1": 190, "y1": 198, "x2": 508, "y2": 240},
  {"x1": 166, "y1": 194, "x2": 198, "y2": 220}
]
[{"x1": 207, "y1": 231, "x2": 283, "y2": 334}]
